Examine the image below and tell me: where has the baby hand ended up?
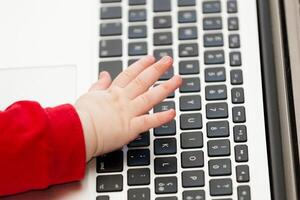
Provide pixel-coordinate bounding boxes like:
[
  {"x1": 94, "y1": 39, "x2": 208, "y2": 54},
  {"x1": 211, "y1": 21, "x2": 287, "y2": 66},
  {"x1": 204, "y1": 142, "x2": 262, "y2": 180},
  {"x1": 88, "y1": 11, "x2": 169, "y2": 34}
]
[{"x1": 75, "y1": 56, "x2": 182, "y2": 161}]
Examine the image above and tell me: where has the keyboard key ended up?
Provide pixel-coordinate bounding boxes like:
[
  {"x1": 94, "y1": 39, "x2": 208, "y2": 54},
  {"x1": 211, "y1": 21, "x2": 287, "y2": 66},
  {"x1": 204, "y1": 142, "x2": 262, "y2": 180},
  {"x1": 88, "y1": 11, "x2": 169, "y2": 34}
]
[
  {"x1": 101, "y1": 0, "x2": 120, "y2": 2},
  {"x1": 127, "y1": 168, "x2": 150, "y2": 186},
  {"x1": 127, "y1": 149, "x2": 150, "y2": 166},
  {"x1": 100, "y1": 22, "x2": 122, "y2": 36},
  {"x1": 204, "y1": 50, "x2": 225, "y2": 64},
  {"x1": 96, "y1": 175, "x2": 123, "y2": 193},
  {"x1": 229, "y1": 51, "x2": 242, "y2": 66},
  {"x1": 99, "y1": 39, "x2": 122, "y2": 57},
  {"x1": 232, "y1": 106, "x2": 246, "y2": 123},
  {"x1": 227, "y1": 0, "x2": 238, "y2": 13},
  {"x1": 178, "y1": 10, "x2": 197, "y2": 23},
  {"x1": 179, "y1": 60, "x2": 199, "y2": 75},
  {"x1": 128, "y1": 25, "x2": 147, "y2": 38},
  {"x1": 180, "y1": 77, "x2": 201, "y2": 93},
  {"x1": 181, "y1": 150, "x2": 204, "y2": 168},
  {"x1": 205, "y1": 85, "x2": 227, "y2": 100},
  {"x1": 154, "y1": 120, "x2": 176, "y2": 136},
  {"x1": 129, "y1": 9, "x2": 147, "y2": 22},
  {"x1": 237, "y1": 186, "x2": 251, "y2": 200},
  {"x1": 128, "y1": 188, "x2": 150, "y2": 200},
  {"x1": 99, "y1": 61, "x2": 122, "y2": 80},
  {"x1": 229, "y1": 34, "x2": 240, "y2": 48},
  {"x1": 128, "y1": 132, "x2": 150, "y2": 147},
  {"x1": 153, "y1": 16, "x2": 172, "y2": 29},
  {"x1": 203, "y1": 33, "x2": 223, "y2": 47},
  {"x1": 154, "y1": 101, "x2": 175, "y2": 113},
  {"x1": 155, "y1": 177, "x2": 178, "y2": 194},
  {"x1": 180, "y1": 113, "x2": 203, "y2": 130},
  {"x1": 154, "y1": 49, "x2": 173, "y2": 59},
  {"x1": 154, "y1": 138, "x2": 177, "y2": 155},
  {"x1": 235, "y1": 145, "x2": 249, "y2": 162},
  {"x1": 179, "y1": 43, "x2": 198, "y2": 57},
  {"x1": 160, "y1": 67, "x2": 174, "y2": 80},
  {"x1": 128, "y1": 42, "x2": 147, "y2": 56},
  {"x1": 207, "y1": 121, "x2": 229, "y2": 137},
  {"x1": 233, "y1": 125, "x2": 247, "y2": 142},
  {"x1": 206, "y1": 103, "x2": 228, "y2": 119},
  {"x1": 236, "y1": 165, "x2": 250, "y2": 182},
  {"x1": 96, "y1": 196, "x2": 109, "y2": 200},
  {"x1": 154, "y1": 0, "x2": 171, "y2": 12},
  {"x1": 156, "y1": 197, "x2": 177, "y2": 200},
  {"x1": 154, "y1": 32, "x2": 173, "y2": 46},
  {"x1": 208, "y1": 139, "x2": 230, "y2": 156},
  {"x1": 180, "y1": 95, "x2": 201, "y2": 111},
  {"x1": 154, "y1": 157, "x2": 177, "y2": 174},
  {"x1": 129, "y1": 0, "x2": 146, "y2": 5},
  {"x1": 178, "y1": 27, "x2": 198, "y2": 40},
  {"x1": 228, "y1": 17, "x2": 239, "y2": 30},
  {"x1": 209, "y1": 178, "x2": 232, "y2": 196},
  {"x1": 202, "y1": 1, "x2": 221, "y2": 13},
  {"x1": 182, "y1": 190, "x2": 205, "y2": 200},
  {"x1": 100, "y1": 6, "x2": 122, "y2": 19},
  {"x1": 182, "y1": 170, "x2": 205, "y2": 187},
  {"x1": 181, "y1": 131, "x2": 203, "y2": 149},
  {"x1": 230, "y1": 70, "x2": 243, "y2": 85},
  {"x1": 97, "y1": 150, "x2": 123, "y2": 173},
  {"x1": 178, "y1": 0, "x2": 195, "y2": 6},
  {"x1": 231, "y1": 88, "x2": 244, "y2": 103},
  {"x1": 209, "y1": 159, "x2": 232, "y2": 176},
  {"x1": 205, "y1": 67, "x2": 226, "y2": 82},
  {"x1": 203, "y1": 17, "x2": 222, "y2": 30}
]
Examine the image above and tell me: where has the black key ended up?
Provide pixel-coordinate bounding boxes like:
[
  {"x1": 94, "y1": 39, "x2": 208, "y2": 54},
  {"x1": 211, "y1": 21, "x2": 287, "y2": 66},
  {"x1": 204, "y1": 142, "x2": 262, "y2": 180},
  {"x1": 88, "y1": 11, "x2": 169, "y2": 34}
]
[
  {"x1": 128, "y1": 59, "x2": 139, "y2": 66},
  {"x1": 229, "y1": 34, "x2": 240, "y2": 48},
  {"x1": 209, "y1": 178, "x2": 232, "y2": 196},
  {"x1": 128, "y1": 42, "x2": 147, "y2": 56},
  {"x1": 178, "y1": 0, "x2": 195, "y2": 6},
  {"x1": 231, "y1": 70, "x2": 243, "y2": 85},
  {"x1": 205, "y1": 85, "x2": 227, "y2": 100},
  {"x1": 156, "y1": 197, "x2": 177, "y2": 200},
  {"x1": 180, "y1": 95, "x2": 201, "y2": 111},
  {"x1": 127, "y1": 168, "x2": 150, "y2": 186},
  {"x1": 209, "y1": 159, "x2": 231, "y2": 176},
  {"x1": 181, "y1": 150, "x2": 204, "y2": 168},
  {"x1": 178, "y1": 27, "x2": 198, "y2": 40},
  {"x1": 99, "y1": 61, "x2": 122, "y2": 80},
  {"x1": 128, "y1": 25, "x2": 147, "y2": 38},
  {"x1": 154, "y1": 0, "x2": 171, "y2": 12},
  {"x1": 100, "y1": 22, "x2": 122, "y2": 36},
  {"x1": 202, "y1": 1, "x2": 221, "y2": 13},
  {"x1": 227, "y1": 0, "x2": 238, "y2": 13},
  {"x1": 128, "y1": 132, "x2": 150, "y2": 147},
  {"x1": 203, "y1": 33, "x2": 223, "y2": 47},
  {"x1": 160, "y1": 67, "x2": 174, "y2": 80},
  {"x1": 155, "y1": 157, "x2": 177, "y2": 174},
  {"x1": 207, "y1": 121, "x2": 229, "y2": 137},
  {"x1": 99, "y1": 39, "x2": 122, "y2": 57},
  {"x1": 100, "y1": 6, "x2": 122, "y2": 19},
  {"x1": 155, "y1": 177, "x2": 177, "y2": 194},
  {"x1": 204, "y1": 50, "x2": 225, "y2": 65},
  {"x1": 178, "y1": 10, "x2": 197, "y2": 23},
  {"x1": 101, "y1": 0, "x2": 120, "y2": 2},
  {"x1": 154, "y1": 49, "x2": 173, "y2": 59},
  {"x1": 235, "y1": 145, "x2": 248, "y2": 162},
  {"x1": 180, "y1": 77, "x2": 201, "y2": 93},
  {"x1": 232, "y1": 106, "x2": 246, "y2": 123},
  {"x1": 179, "y1": 43, "x2": 198, "y2": 57},
  {"x1": 96, "y1": 175, "x2": 123, "y2": 192},
  {"x1": 231, "y1": 88, "x2": 244, "y2": 104},
  {"x1": 129, "y1": 0, "x2": 146, "y2": 5},
  {"x1": 154, "y1": 120, "x2": 176, "y2": 136},
  {"x1": 233, "y1": 125, "x2": 247, "y2": 142},
  {"x1": 203, "y1": 17, "x2": 222, "y2": 30},
  {"x1": 206, "y1": 103, "x2": 228, "y2": 119},
  {"x1": 208, "y1": 139, "x2": 230, "y2": 156},
  {"x1": 96, "y1": 196, "x2": 109, "y2": 200},
  {"x1": 182, "y1": 170, "x2": 205, "y2": 187},
  {"x1": 129, "y1": 9, "x2": 147, "y2": 22},
  {"x1": 154, "y1": 101, "x2": 175, "y2": 113},
  {"x1": 154, "y1": 138, "x2": 177, "y2": 155},
  {"x1": 127, "y1": 149, "x2": 150, "y2": 166},
  {"x1": 181, "y1": 131, "x2": 203, "y2": 149},
  {"x1": 237, "y1": 186, "x2": 251, "y2": 200},
  {"x1": 236, "y1": 165, "x2": 250, "y2": 182},
  {"x1": 180, "y1": 113, "x2": 203, "y2": 130},
  {"x1": 154, "y1": 32, "x2": 173, "y2": 46},
  {"x1": 229, "y1": 51, "x2": 242, "y2": 66},
  {"x1": 128, "y1": 188, "x2": 150, "y2": 200},
  {"x1": 179, "y1": 60, "x2": 199, "y2": 75},
  {"x1": 97, "y1": 151, "x2": 123, "y2": 173},
  {"x1": 205, "y1": 67, "x2": 226, "y2": 82},
  {"x1": 153, "y1": 16, "x2": 172, "y2": 29},
  {"x1": 182, "y1": 190, "x2": 205, "y2": 200},
  {"x1": 228, "y1": 17, "x2": 239, "y2": 30}
]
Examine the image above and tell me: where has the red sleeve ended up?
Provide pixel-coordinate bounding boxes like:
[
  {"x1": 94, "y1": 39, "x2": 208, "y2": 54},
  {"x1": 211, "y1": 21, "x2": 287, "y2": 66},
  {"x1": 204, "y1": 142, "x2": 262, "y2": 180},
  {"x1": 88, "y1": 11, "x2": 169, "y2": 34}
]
[{"x1": 0, "y1": 101, "x2": 86, "y2": 196}]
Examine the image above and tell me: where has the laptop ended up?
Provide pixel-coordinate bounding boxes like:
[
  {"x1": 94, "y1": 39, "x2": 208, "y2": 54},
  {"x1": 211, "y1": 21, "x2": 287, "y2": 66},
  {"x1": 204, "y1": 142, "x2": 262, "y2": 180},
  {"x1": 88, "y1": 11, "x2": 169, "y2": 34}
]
[{"x1": 0, "y1": 0, "x2": 298, "y2": 199}]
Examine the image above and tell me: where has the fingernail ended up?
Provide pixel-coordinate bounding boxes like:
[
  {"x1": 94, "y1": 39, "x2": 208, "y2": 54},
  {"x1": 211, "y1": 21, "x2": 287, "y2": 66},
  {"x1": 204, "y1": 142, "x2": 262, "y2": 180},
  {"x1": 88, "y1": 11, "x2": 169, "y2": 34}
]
[
  {"x1": 99, "y1": 72, "x2": 105, "y2": 79},
  {"x1": 161, "y1": 56, "x2": 171, "y2": 63}
]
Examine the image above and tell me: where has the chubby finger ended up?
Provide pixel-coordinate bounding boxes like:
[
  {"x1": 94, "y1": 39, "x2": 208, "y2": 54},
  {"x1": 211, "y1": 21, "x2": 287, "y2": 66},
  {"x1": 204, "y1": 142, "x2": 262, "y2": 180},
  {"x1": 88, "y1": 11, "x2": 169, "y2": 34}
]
[
  {"x1": 125, "y1": 56, "x2": 173, "y2": 99},
  {"x1": 131, "y1": 75, "x2": 182, "y2": 115},
  {"x1": 111, "y1": 55, "x2": 155, "y2": 88},
  {"x1": 89, "y1": 71, "x2": 112, "y2": 91}
]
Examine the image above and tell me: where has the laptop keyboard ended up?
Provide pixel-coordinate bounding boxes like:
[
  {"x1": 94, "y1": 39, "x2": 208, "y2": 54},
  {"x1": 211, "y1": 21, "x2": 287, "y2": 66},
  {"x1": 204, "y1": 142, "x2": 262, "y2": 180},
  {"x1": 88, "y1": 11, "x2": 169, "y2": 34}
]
[{"x1": 96, "y1": 0, "x2": 254, "y2": 199}]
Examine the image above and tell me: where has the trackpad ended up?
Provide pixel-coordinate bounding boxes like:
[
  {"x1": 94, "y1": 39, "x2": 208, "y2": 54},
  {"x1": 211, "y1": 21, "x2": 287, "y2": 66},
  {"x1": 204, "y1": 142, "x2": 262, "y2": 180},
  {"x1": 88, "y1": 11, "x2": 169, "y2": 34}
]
[{"x1": 0, "y1": 65, "x2": 77, "y2": 110}]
